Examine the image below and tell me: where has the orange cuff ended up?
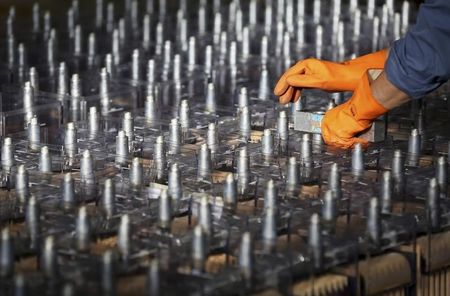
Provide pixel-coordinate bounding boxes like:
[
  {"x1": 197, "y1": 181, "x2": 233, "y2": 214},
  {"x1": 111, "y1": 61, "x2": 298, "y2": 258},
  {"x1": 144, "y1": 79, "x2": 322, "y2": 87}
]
[
  {"x1": 342, "y1": 49, "x2": 388, "y2": 69},
  {"x1": 349, "y1": 71, "x2": 388, "y2": 126}
]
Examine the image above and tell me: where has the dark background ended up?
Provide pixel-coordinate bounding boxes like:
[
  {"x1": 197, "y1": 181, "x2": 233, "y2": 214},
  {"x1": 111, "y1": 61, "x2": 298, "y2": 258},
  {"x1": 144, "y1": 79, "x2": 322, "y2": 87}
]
[{"x1": 0, "y1": 0, "x2": 425, "y2": 20}]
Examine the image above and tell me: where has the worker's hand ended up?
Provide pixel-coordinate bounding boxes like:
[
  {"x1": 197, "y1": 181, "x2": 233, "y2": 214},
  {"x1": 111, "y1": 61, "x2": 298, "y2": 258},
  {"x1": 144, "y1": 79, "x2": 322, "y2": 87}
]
[
  {"x1": 321, "y1": 71, "x2": 388, "y2": 149},
  {"x1": 274, "y1": 49, "x2": 388, "y2": 104}
]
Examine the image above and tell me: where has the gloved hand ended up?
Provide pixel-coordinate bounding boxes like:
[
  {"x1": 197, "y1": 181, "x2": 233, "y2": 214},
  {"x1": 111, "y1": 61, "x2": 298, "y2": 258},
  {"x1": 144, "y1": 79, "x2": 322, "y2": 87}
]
[
  {"x1": 321, "y1": 71, "x2": 388, "y2": 149},
  {"x1": 274, "y1": 49, "x2": 388, "y2": 104}
]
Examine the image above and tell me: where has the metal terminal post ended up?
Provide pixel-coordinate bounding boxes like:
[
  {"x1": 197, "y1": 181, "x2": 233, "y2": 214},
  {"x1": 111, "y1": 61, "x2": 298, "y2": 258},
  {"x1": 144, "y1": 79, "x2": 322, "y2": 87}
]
[
  {"x1": 300, "y1": 133, "x2": 312, "y2": 164},
  {"x1": 115, "y1": 130, "x2": 129, "y2": 166},
  {"x1": 17, "y1": 43, "x2": 27, "y2": 71},
  {"x1": 14, "y1": 273, "x2": 26, "y2": 296},
  {"x1": 39, "y1": 146, "x2": 52, "y2": 173},
  {"x1": 7, "y1": 35, "x2": 15, "y2": 69},
  {"x1": 32, "y1": 3, "x2": 40, "y2": 32},
  {"x1": 179, "y1": 100, "x2": 190, "y2": 132},
  {"x1": 223, "y1": 173, "x2": 237, "y2": 211},
  {"x1": 172, "y1": 54, "x2": 181, "y2": 81},
  {"x1": 261, "y1": 129, "x2": 274, "y2": 158},
  {"x1": 147, "y1": 260, "x2": 160, "y2": 296},
  {"x1": 46, "y1": 34, "x2": 55, "y2": 72},
  {"x1": 367, "y1": 197, "x2": 381, "y2": 247},
  {"x1": 105, "y1": 53, "x2": 115, "y2": 78},
  {"x1": 407, "y1": 129, "x2": 421, "y2": 166},
  {"x1": 205, "y1": 83, "x2": 217, "y2": 113},
  {"x1": 101, "y1": 250, "x2": 116, "y2": 295},
  {"x1": 351, "y1": 143, "x2": 364, "y2": 176},
  {"x1": 277, "y1": 110, "x2": 289, "y2": 142},
  {"x1": 87, "y1": 33, "x2": 97, "y2": 67},
  {"x1": 80, "y1": 149, "x2": 95, "y2": 184},
  {"x1": 122, "y1": 112, "x2": 134, "y2": 142},
  {"x1": 328, "y1": 163, "x2": 342, "y2": 201},
  {"x1": 76, "y1": 206, "x2": 91, "y2": 252},
  {"x1": 162, "y1": 40, "x2": 172, "y2": 72},
  {"x1": 70, "y1": 74, "x2": 81, "y2": 117},
  {"x1": 229, "y1": 41, "x2": 237, "y2": 69},
  {"x1": 28, "y1": 116, "x2": 40, "y2": 151},
  {"x1": 131, "y1": 49, "x2": 140, "y2": 81},
  {"x1": 204, "y1": 45, "x2": 213, "y2": 75},
  {"x1": 197, "y1": 144, "x2": 212, "y2": 181},
  {"x1": 308, "y1": 213, "x2": 323, "y2": 270},
  {"x1": 286, "y1": 157, "x2": 300, "y2": 191},
  {"x1": 88, "y1": 106, "x2": 99, "y2": 138},
  {"x1": 26, "y1": 196, "x2": 40, "y2": 249},
  {"x1": 130, "y1": 157, "x2": 143, "y2": 188},
  {"x1": 158, "y1": 189, "x2": 172, "y2": 231},
  {"x1": 74, "y1": 24, "x2": 82, "y2": 56},
  {"x1": 111, "y1": 29, "x2": 122, "y2": 66},
  {"x1": 65, "y1": 122, "x2": 78, "y2": 158},
  {"x1": 198, "y1": 6, "x2": 206, "y2": 36},
  {"x1": 237, "y1": 147, "x2": 250, "y2": 194},
  {"x1": 117, "y1": 214, "x2": 131, "y2": 260},
  {"x1": 282, "y1": 31, "x2": 291, "y2": 64},
  {"x1": 62, "y1": 283, "x2": 75, "y2": 296},
  {"x1": 290, "y1": 96, "x2": 305, "y2": 115},
  {"x1": 191, "y1": 224, "x2": 208, "y2": 272},
  {"x1": 391, "y1": 150, "x2": 405, "y2": 198},
  {"x1": 380, "y1": 171, "x2": 393, "y2": 214},
  {"x1": 239, "y1": 231, "x2": 253, "y2": 287},
  {"x1": 153, "y1": 136, "x2": 166, "y2": 181},
  {"x1": 155, "y1": 22, "x2": 163, "y2": 55},
  {"x1": 142, "y1": 14, "x2": 151, "y2": 51},
  {"x1": 62, "y1": 173, "x2": 76, "y2": 208},
  {"x1": 241, "y1": 27, "x2": 250, "y2": 62},
  {"x1": 187, "y1": 36, "x2": 196, "y2": 72},
  {"x1": 260, "y1": 35, "x2": 269, "y2": 65},
  {"x1": 57, "y1": 62, "x2": 68, "y2": 97},
  {"x1": 169, "y1": 118, "x2": 181, "y2": 155},
  {"x1": 145, "y1": 93, "x2": 159, "y2": 123},
  {"x1": 322, "y1": 190, "x2": 337, "y2": 223},
  {"x1": 41, "y1": 235, "x2": 58, "y2": 279},
  {"x1": 168, "y1": 163, "x2": 182, "y2": 206},
  {"x1": 315, "y1": 25, "x2": 323, "y2": 58},
  {"x1": 218, "y1": 31, "x2": 227, "y2": 64},
  {"x1": 29, "y1": 68, "x2": 39, "y2": 94},
  {"x1": 238, "y1": 87, "x2": 249, "y2": 109},
  {"x1": 23, "y1": 81, "x2": 35, "y2": 109},
  {"x1": 435, "y1": 156, "x2": 448, "y2": 198},
  {"x1": 99, "y1": 68, "x2": 111, "y2": 113},
  {"x1": 43, "y1": 11, "x2": 51, "y2": 39},
  {"x1": 198, "y1": 195, "x2": 212, "y2": 235},
  {"x1": 207, "y1": 122, "x2": 218, "y2": 154},
  {"x1": 15, "y1": 165, "x2": 29, "y2": 203},
  {"x1": 213, "y1": 13, "x2": 222, "y2": 45},
  {"x1": 0, "y1": 227, "x2": 14, "y2": 277},
  {"x1": 258, "y1": 67, "x2": 270, "y2": 100},
  {"x1": 427, "y1": 177, "x2": 441, "y2": 232},
  {"x1": 101, "y1": 178, "x2": 116, "y2": 218},
  {"x1": 264, "y1": 179, "x2": 278, "y2": 210},
  {"x1": 2, "y1": 137, "x2": 15, "y2": 172},
  {"x1": 262, "y1": 207, "x2": 277, "y2": 253},
  {"x1": 239, "y1": 106, "x2": 251, "y2": 138}
]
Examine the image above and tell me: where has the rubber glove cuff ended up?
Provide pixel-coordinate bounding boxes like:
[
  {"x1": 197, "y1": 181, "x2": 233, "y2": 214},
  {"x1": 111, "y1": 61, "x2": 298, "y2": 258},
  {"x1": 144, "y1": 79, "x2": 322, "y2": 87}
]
[{"x1": 321, "y1": 71, "x2": 388, "y2": 149}]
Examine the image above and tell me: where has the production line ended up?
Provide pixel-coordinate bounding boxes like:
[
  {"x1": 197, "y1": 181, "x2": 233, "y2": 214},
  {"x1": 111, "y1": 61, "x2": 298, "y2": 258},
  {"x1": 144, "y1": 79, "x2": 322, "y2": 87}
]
[{"x1": 0, "y1": 0, "x2": 449, "y2": 295}]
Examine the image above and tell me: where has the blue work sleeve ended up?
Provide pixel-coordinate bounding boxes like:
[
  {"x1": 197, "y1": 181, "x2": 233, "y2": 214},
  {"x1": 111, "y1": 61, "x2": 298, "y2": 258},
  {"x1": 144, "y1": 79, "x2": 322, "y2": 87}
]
[{"x1": 385, "y1": 0, "x2": 450, "y2": 99}]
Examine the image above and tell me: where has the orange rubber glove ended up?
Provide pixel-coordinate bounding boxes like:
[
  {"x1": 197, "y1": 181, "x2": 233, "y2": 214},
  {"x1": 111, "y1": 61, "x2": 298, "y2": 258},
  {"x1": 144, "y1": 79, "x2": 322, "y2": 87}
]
[
  {"x1": 274, "y1": 49, "x2": 388, "y2": 104},
  {"x1": 321, "y1": 71, "x2": 388, "y2": 149}
]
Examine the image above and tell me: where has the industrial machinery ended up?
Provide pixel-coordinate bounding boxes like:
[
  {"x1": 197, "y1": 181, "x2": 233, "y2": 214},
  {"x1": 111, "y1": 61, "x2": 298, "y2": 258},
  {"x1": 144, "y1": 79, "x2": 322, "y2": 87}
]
[{"x1": 0, "y1": 0, "x2": 449, "y2": 295}]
